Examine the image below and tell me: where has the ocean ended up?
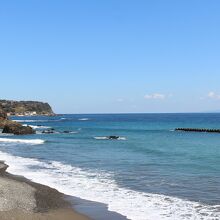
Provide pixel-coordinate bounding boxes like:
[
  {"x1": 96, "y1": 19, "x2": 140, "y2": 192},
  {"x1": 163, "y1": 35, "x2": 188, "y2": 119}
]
[{"x1": 0, "y1": 113, "x2": 220, "y2": 220}]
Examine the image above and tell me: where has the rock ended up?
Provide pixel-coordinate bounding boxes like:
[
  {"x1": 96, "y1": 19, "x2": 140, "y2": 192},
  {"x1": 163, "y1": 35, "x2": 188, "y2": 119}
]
[
  {"x1": 108, "y1": 136, "x2": 120, "y2": 140},
  {"x1": 42, "y1": 129, "x2": 55, "y2": 134},
  {"x1": 0, "y1": 106, "x2": 35, "y2": 135},
  {"x1": 0, "y1": 109, "x2": 8, "y2": 128},
  {"x1": 0, "y1": 162, "x2": 9, "y2": 174},
  {"x1": 0, "y1": 109, "x2": 7, "y2": 120},
  {"x1": 0, "y1": 119, "x2": 14, "y2": 129},
  {"x1": 2, "y1": 122, "x2": 35, "y2": 135}
]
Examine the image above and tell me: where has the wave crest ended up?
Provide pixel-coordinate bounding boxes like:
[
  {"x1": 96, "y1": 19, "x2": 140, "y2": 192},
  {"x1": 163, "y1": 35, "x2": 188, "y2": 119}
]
[
  {"x1": 0, "y1": 138, "x2": 45, "y2": 145},
  {"x1": 78, "y1": 118, "x2": 89, "y2": 121},
  {"x1": 94, "y1": 136, "x2": 126, "y2": 140},
  {"x1": 0, "y1": 151, "x2": 219, "y2": 220}
]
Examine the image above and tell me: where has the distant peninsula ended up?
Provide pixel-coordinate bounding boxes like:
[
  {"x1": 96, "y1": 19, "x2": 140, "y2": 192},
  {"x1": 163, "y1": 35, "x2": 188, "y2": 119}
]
[
  {"x1": 0, "y1": 100, "x2": 55, "y2": 135},
  {"x1": 0, "y1": 100, "x2": 54, "y2": 116}
]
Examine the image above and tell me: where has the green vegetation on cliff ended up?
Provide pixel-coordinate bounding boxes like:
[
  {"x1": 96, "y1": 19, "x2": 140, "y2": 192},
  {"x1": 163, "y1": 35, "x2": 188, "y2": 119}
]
[{"x1": 0, "y1": 100, "x2": 54, "y2": 116}]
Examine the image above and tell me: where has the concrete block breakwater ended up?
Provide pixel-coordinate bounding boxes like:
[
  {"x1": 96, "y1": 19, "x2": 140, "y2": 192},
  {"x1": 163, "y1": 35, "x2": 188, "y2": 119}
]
[{"x1": 175, "y1": 128, "x2": 220, "y2": 133}]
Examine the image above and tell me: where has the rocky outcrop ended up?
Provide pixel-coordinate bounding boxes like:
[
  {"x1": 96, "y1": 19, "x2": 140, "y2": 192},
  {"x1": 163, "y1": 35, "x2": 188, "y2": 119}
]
[
  {"x1": 0, "y1": 119, "x2": 13, "y2": 129},
  {"x1": 0, "y1": 161, "x2": 9, "y2": 174},
  {"x1": 107, "y1": 136, "x2": 120, "y2": 140},
  {"x1": 0, "y1": 109, "x2": 7, "y2": 121},
  {"x1": 2, "y1": 122, "x2": 35, "y2": 135},
  {"x1": 0, "y1": 109, "x2": 9, "y2": 129},
  {"x1": 0, "y1": 99, "x2": 54, "y2": 135},
  {"x1": 0, "y1": 100, "x2": 54, "y2": 116},
  {"x1": 0, "y1": 108, "x2": 35, "y2": 135}
]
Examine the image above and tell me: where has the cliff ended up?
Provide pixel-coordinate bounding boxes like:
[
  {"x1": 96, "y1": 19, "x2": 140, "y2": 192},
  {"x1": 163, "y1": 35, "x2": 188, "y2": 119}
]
[
  {"x1": 0, "y1": 99, "x2": 55, "y2": 135},
  {"x1": 0, "y1": 100, "x2": 54, "y2": 116},
  {"x1": 0, "y1": 109, "x2": 35, "y2": 134}
]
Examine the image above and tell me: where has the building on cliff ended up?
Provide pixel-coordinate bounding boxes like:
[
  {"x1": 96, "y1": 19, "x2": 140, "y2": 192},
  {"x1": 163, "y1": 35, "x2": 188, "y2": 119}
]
[{"x1": 0, "y1": 100, "x2": 54, "y2": 116}]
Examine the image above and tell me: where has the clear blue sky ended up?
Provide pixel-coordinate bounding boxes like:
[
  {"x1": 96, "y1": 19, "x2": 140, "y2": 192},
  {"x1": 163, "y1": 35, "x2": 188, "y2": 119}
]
[{"x1": 0, "y1": 0, "x2": 220, "y2": 113}]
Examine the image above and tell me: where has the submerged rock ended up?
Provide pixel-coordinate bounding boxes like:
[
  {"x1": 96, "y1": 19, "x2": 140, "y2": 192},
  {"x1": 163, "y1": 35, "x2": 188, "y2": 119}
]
[
  {"x1": 94, "y1": 136, "x2": 126, "y2": 140},
  {"x1": 41, "y1": 129, "x2": 77, "y2": 134},
  {"x1": 42, "y1": 129, "x2": 55, "y2": 134},
  {"x1": 2, "y1": 122, "x2": 35, "y2": 135},
  {"x1": 108, "y1": 136, "x2": 120, "y2": 140}
]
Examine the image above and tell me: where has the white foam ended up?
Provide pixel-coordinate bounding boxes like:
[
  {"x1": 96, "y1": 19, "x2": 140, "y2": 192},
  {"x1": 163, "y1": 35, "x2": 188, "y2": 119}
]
[
  {"x1": 118, "y1": 137, "x2": 126, "y2": 140},
  {"x1": 13, "y1": 120, "x2": 48, "y2": 123},
  {"x1": 69, "y1": 131, "x2": 79, "y2": 134},
  {"x1": 0, "y1": 151, "x2": 219, "y2": 220},
  {"x1": 94, "y1": 136, "x2": 109, "y2": 140},
  {"x1": 0, "y1": 133, "x2": 14, "y2": 137},
  {"x1": 78, "y1": 118, "x2": 89, "y2": 121},
  {"x1": 0, "y1": 138, "x2": 45, "y2": 145},
  {"x1": 23, "y1": 124, "x2": 51, "y2": 129},
  {"x1": 94, "y1": 136, "x2": 126, "y2": 140}
]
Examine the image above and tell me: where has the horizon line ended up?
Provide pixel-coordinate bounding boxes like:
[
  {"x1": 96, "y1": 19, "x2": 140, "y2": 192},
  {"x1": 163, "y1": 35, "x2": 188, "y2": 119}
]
[{"x1": 53, "y1": 112, "x2": 220, "y2": 115}]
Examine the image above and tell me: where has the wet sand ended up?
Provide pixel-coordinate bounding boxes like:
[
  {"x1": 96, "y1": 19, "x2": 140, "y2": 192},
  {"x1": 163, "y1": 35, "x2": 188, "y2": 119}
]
[
  {"x1": 0, "y1": 209, "x2": 89, "y2": 220},
  {"x1": 0, "y1": 161, "x2": 90, "y2": 220}
]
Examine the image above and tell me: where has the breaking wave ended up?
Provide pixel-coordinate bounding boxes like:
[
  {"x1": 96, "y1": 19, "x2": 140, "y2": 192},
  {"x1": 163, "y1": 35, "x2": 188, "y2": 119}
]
[
  {"x1": 0, "y1": 138, "x2": 45, "y2": 145},
  {"x1": 0, "y1": 151, "x2": 219, "y2": 220},
  {"x1": 94, "y1": 136, "x2": 126, "y2": 140},
  {"x1": 78, "y1": 118, "x2": 90, "y2": 121}
]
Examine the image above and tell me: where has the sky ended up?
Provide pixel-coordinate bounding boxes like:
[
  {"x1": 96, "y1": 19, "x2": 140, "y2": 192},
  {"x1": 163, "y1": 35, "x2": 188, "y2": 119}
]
[{"x1": 0, "y1": 0, "x2": 220, "y2": 113}]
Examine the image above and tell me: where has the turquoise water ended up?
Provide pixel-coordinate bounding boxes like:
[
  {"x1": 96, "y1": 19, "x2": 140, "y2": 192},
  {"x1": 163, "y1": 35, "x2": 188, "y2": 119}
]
[{"x1": 0, "y1": 113, "x2": 220, "y2": 219}]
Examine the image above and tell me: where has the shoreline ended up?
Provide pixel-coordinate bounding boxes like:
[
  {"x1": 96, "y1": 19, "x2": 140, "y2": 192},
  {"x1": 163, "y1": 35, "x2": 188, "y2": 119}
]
[
  {"x1": 0, "y1": 160, "x2": 129, "y2": 220},
  {"x1": 0, "y1": 161, "x2": 90, "y2": 220}
]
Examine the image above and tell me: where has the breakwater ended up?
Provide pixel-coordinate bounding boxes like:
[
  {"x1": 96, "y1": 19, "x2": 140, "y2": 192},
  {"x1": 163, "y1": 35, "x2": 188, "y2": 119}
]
[{"x1": 175, "y1": 128, "x2": 220, "y2": 133}]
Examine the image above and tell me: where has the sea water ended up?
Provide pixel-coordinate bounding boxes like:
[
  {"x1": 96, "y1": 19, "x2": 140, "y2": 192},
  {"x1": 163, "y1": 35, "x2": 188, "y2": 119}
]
[{"x1": 0, "y1": 113, "x2": 220, "y2": 220}]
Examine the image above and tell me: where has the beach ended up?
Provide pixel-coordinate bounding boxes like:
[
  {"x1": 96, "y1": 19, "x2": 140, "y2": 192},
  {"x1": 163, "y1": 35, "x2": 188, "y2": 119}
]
[
  {"x1": 0, "y1": 113, "x2": 220, "y2": 220},
  {"x1": 0, "y1": 161, "x2": 89, "y2": 220}
]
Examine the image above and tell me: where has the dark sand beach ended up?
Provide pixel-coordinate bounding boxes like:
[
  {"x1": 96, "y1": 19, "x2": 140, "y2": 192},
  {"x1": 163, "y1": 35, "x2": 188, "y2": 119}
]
[{"x1": 0, "y1": 162, "x2": 89, "y2": 220}]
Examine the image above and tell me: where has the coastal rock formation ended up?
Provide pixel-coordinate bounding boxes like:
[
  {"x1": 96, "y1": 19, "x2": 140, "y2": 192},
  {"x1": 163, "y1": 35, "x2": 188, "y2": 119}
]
[
  {"x1": 2, "y1": 123, "x2": 35, "y2": 135},
  {"x1": 0, "y1": 107, "x2": 35, "y2": 135},
  {"x1": 0, "y1": 162, "x2": 8, "y2": 174},
  {"x1": 0, "y1": 99, "x2": 55, "y2": 135},
  {"x1": 0, "y1": 109, "x2": 9, "y2": 129},
  {"x1": 0, "y1": 109, "x2": 7, "y2": 121},
  {"x1": 0, "y1": 100, "x2": 54, "y2": 116}
]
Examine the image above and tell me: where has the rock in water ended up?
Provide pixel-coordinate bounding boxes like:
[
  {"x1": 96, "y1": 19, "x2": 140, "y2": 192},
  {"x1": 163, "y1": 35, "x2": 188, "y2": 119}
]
[
  {"x1": 2, "y1": 123, "x2": 35, "y2": 135},
  {"x1": 108, "y1": 136, "x2": 120, "y2": 140},
  {"x1": 0, "y1": 109, "x2": 35, "y2": 134},
  {"x1": 42, "y1": 129, "x2": 55, "y2": 134}
]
